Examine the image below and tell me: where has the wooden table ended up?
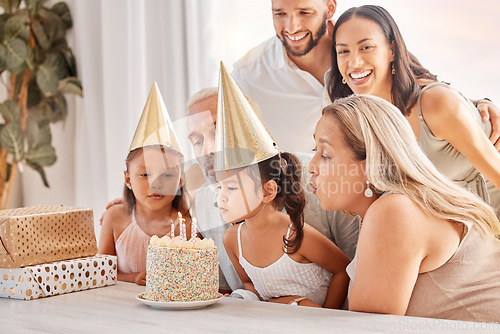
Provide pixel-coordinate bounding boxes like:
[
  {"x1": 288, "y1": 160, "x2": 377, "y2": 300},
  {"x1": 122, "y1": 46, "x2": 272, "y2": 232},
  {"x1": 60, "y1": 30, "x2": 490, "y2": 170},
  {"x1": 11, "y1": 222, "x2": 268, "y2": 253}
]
[{"x1": 1, "y1": 282, "x2": 498, "y2": 333}]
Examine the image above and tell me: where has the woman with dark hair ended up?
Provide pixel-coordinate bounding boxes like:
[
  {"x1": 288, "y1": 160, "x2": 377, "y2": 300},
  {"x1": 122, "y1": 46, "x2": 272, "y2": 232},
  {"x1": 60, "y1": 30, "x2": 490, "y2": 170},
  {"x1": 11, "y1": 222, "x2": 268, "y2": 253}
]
[{"x1": 326, "y1": 5, "x2": 500, "y2": 217}]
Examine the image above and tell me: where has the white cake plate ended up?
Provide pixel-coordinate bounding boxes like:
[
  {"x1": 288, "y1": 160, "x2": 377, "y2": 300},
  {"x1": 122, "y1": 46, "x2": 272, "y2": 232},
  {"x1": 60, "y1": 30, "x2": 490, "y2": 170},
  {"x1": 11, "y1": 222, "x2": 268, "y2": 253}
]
[{"x1": 136, "y1": 293, "x2": 223, "y2": 310}]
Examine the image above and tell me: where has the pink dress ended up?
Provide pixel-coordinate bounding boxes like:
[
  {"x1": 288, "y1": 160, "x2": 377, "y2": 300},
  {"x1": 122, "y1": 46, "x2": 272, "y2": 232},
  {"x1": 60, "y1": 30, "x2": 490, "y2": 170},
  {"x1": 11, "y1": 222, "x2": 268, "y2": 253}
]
[{"x1": 115, "y1": 213, "x2": 150, "y2": 273}]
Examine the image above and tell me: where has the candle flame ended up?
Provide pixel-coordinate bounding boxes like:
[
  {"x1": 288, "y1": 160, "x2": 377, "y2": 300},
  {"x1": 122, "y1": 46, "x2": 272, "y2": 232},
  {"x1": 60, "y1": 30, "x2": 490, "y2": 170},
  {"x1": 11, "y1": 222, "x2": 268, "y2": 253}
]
[{"x1": 178, "y1": 212, "x2": 186, "y2": 223}]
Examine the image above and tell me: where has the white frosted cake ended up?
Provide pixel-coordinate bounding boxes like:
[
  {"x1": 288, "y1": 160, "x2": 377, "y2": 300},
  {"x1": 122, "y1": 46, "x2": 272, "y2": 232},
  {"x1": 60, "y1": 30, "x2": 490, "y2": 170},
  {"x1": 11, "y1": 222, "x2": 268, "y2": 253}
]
[{"x1": 143, "y1": 235, "x2": 219, "y2": 302}]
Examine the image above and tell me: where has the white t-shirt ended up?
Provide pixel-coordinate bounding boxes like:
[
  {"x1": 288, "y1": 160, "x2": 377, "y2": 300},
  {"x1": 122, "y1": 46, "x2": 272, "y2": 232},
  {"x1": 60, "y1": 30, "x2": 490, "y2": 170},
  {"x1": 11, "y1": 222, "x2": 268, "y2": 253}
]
[{"x1": 232, "y1": 36, "x2": 326, "y2": 154}]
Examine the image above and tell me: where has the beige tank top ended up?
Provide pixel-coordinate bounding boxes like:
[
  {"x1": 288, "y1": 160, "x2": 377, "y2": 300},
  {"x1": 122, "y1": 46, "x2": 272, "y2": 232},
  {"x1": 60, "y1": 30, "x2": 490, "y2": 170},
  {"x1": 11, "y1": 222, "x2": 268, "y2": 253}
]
[
  {"x1": 347, "y1": 212, "x2": 500, "y2": 322},
  {"x1": 115, "y1": 213, "x2": 150, "y2": 273},
  {"x1": 417, "y1": 82, "x2": 500, "y2": 217},
  {"x1": 405, "y1": 221, "x2": 500, "y2": 322}
]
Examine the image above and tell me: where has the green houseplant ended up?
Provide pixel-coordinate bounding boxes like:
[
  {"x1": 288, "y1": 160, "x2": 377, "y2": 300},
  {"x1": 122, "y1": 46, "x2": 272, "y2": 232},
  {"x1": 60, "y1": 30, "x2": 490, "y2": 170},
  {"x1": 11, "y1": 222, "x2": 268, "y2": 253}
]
[{"x1": 0, "y1": 0, "x2": 82, "y2": 209}]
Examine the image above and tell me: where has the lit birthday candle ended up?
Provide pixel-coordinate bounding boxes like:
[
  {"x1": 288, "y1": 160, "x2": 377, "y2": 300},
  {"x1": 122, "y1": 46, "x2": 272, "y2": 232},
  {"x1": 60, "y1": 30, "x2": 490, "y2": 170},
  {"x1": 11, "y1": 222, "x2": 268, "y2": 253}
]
[
  {"x1": 189, "y1": 217, "x2": 198, "y2": 242},
  {"x1": 178, "y1": 212, "x2": 186, "y2": 241}
]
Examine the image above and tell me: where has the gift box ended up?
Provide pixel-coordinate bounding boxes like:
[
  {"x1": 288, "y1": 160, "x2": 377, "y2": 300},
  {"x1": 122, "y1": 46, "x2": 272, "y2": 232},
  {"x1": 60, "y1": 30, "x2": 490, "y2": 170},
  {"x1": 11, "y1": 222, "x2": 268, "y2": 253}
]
[
  {"x1": 0, "y1": 205, "x2": 97, "y2": 268},
  {"x1": 0, "y1": 254, "x2": 117, "y2": 300}
]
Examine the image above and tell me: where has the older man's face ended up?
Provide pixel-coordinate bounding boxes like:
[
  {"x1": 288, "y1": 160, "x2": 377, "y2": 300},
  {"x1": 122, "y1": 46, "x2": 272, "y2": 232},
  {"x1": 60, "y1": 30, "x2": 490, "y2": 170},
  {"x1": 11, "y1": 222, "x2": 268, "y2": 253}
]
[{"x1": 187, "y1": 96, "x2": 218, "y2": 182}]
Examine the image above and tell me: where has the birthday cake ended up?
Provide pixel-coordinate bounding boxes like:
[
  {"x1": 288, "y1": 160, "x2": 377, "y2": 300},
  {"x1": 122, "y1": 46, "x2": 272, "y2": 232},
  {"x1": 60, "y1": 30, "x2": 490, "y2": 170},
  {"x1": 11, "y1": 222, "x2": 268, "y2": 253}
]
[{"x1": 143, "y1": 234, "x2": 220, "y2": 302}]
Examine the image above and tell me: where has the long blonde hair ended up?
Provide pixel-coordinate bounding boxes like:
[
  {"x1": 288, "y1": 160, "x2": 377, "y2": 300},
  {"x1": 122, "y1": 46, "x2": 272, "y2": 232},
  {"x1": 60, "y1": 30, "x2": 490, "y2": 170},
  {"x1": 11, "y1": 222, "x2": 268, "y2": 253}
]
[{"x1": 323, "y1": 95, "x2": 500, "y2": 237}]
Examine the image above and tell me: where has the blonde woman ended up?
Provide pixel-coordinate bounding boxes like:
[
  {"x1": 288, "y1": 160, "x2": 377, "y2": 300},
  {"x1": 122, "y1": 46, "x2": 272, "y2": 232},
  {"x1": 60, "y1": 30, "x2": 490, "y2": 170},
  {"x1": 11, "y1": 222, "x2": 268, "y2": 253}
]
[{"x1": 308, "y1": 95, "x2": 500, "y2": 322}]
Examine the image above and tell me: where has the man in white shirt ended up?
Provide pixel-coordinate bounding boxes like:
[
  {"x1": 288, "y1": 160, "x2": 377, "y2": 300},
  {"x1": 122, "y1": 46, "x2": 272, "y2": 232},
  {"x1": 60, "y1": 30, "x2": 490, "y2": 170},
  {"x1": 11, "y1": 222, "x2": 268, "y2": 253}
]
[
  {"x1": 231, "y1": 0, "x2": 500, "y2": 154},
  {"x1": 232, "y1": 0, "x2": 336, "y2": 154},
  {"x1": 186, "y1": 87, "x2": 359, "y2": 293}
]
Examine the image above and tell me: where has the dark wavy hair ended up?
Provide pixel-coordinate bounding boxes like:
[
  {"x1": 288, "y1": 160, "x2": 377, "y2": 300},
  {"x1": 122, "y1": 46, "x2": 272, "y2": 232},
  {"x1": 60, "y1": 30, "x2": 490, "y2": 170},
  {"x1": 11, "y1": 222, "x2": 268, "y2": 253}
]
[
  {"x1": 327, "y1": 5, "x2": 437, "y2": 115},
  {"x1": 246, "y1": 153, "x2": 306, "y2": 254},
  {"x1": 123, "y1": 145, "x2": 190, "y2": 219}
]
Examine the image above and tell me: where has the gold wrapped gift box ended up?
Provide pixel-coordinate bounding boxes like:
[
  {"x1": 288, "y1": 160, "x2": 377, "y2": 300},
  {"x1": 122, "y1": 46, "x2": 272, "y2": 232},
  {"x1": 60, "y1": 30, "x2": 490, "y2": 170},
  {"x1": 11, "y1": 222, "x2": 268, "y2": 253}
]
[
  {"x1": 0, "y1": 205, "x2": 97, "y2": 268},
  {"x1": 0, "y1": 254, "x2": 117, "y2": 300}
]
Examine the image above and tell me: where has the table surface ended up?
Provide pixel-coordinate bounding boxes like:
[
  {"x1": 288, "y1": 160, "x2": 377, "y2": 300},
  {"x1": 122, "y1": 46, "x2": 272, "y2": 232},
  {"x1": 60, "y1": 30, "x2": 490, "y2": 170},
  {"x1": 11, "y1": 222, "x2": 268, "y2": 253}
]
[{"x1": 1, "y1": 282, "x2": 498, "y2": 334}]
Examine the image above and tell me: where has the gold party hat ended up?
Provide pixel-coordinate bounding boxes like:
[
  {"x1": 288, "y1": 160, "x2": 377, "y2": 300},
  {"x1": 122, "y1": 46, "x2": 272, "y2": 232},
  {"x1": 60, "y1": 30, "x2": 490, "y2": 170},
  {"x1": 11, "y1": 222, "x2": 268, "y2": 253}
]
[
  {"x1": 214, "y1": 62, "x2": 279, "y2": 171},
  {"x1": 129, "y1": 82, "x2": 182, "y2": 154}
]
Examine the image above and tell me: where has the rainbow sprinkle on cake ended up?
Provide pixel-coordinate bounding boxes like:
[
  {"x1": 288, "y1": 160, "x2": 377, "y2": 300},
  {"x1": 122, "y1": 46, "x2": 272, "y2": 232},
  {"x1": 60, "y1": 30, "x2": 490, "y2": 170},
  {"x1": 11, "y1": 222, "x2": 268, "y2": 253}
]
[{"x1": 143, "y1": 235, "x2": 219, "y2": 302}]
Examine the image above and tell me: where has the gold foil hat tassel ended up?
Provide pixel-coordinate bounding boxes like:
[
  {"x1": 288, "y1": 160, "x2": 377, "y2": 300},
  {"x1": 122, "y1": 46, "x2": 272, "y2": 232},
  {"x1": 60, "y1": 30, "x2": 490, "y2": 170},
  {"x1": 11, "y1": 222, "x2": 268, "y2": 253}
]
[
  {"x1": 129, "y1": 82, "x2": 182, "y2": 154},
  {"x1": 214, "y1": 62, "x2": 279, "y2": 171}
]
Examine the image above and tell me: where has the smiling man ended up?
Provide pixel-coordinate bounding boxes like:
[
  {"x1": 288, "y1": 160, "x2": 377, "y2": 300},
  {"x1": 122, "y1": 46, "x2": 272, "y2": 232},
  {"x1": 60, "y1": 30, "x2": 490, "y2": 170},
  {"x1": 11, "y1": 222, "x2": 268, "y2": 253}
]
[
  {"x1": 273, "y1": 0, "x2": 331, "y2": 61},
  {"x1": 232, "y1": 0, "x2": 337, "y2": 154}
]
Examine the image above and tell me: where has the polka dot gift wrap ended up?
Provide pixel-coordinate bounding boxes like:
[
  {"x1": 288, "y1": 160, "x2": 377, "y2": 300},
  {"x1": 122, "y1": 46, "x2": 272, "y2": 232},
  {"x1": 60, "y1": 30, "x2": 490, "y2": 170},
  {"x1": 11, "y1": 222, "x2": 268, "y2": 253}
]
[
  {"x1": 0, "y1": 254, "x2": 117, "y2": 300},
  {"x1": 0, "y1": 205, "x2": 97, "y2": 268}
]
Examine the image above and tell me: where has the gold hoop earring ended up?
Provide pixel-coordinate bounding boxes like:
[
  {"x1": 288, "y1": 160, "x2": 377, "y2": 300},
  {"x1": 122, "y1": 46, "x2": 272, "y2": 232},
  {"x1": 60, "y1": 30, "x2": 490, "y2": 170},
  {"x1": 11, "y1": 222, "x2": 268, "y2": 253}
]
[
  {"x1": 342, "y1": 77, "x2": 347, "y2": 84},
  {"x1": 391, "y1": 63, "x2": 395, "y2": 75}
]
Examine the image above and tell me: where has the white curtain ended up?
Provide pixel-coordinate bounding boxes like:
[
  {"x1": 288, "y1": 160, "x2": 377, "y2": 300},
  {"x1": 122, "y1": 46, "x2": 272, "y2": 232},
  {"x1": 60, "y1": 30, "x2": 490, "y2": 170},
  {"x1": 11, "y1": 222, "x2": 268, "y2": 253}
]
[
  {"x1": 18, "y1": 0, "x2": 218, "y2": 232},
  {"x1": 69, "y1": 0, "x2": 209, "y2": 231},
  {"x1": 18, "y1": 0, "x2": 275, "y2": 229}
]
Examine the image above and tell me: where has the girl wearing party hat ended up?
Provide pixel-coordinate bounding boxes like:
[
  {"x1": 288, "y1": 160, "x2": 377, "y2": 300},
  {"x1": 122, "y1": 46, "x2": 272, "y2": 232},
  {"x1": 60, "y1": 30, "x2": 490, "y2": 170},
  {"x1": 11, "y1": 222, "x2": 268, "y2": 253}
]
[
  {"x1": 99, "y1": 82, "x2": 194, "y2": 285},
  {"x1": 216, "y1": 63, "x2": 349, "y2": 308}
]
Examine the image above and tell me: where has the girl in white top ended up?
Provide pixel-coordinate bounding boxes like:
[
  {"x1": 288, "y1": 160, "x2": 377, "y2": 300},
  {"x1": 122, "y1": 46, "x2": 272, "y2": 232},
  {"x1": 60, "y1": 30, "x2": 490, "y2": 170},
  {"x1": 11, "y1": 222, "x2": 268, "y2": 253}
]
[{"x1": 219, "y1": 152, "x2": 350, "y2": 308}]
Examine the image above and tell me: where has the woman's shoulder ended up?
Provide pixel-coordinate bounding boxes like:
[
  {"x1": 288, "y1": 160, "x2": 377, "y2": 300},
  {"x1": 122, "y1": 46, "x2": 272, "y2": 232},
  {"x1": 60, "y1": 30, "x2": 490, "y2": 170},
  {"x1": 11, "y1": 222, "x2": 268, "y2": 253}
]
[
  {"x1": 360, "y1": 194, "x2": 431, "y2": 258},
  {"x1": 419, "y1": 82, "x2": 464, "y2": 113},
  {"x1": 418, "y1": 82, "x2": 473, "y2": 139},
  {"x1": 364, "y1": 193, "x2": 427, "y2": 233},
  {"x1": 371, "y1": 192, "x2": 417, "y2": 208}
]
